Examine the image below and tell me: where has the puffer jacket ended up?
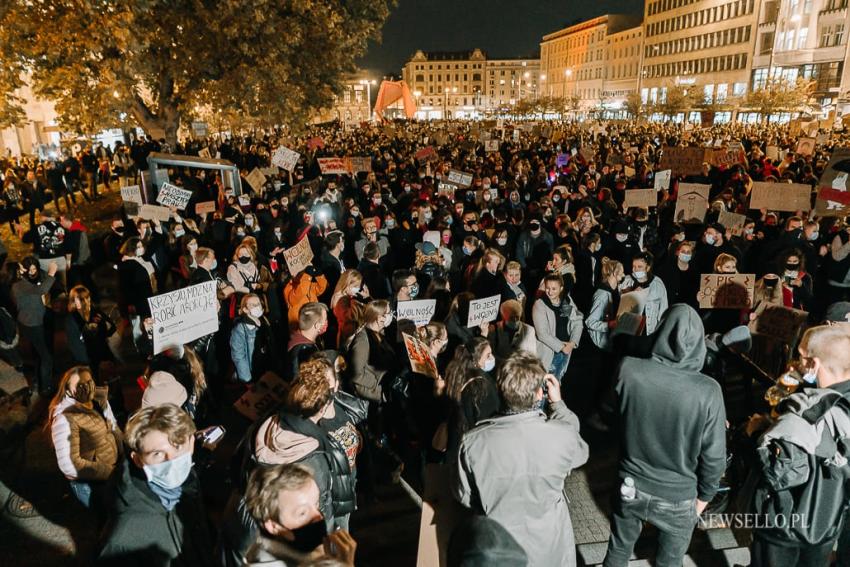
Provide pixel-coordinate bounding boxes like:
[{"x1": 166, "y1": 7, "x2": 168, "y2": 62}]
[{"x1": 63, "y1": 404, "x2": 119, "y2": 481}]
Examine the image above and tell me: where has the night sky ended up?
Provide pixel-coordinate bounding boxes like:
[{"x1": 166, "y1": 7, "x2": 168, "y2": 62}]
[{"x1": 358, "y1": 0, "x2": 643, "y2": 77}]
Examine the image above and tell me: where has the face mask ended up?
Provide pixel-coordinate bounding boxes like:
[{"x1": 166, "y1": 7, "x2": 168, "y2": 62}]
[
  {"x1": 386, "y1": 219, "x2": 396, "y2": 229},
  {"x1": 351, "y1": 211, "x2": 360, "y2": 218},
  {"x1": 274, "y1": 230, "x2": 282, "y2": 238},
  {"x1": 497, "y1": 237, "x2": 508, "y2": 246},
  {"x1": 442, "y1": 235, "x2": 451, "y2": 244},
  {"x1": 210, "y1": 259, "x2": 218, "y2": 271},
  {"x1": 136, "y1": 248, "x2": 145, "y2": 257},
  {"x1": 505, "y1": 319, "x2": 519, "y2": 331},
  {"x1": 236, "y1": 231, "x2": 246, "y2": 237},
  {"x1": 679, "y1": 253, "x2": 692, "y2": 263},
  {"x1": 445, "y1": 217, "x2": 453, "y2": 226},
  {"x1": 288, "y1": 519, "x2": 328, "y2": 554},
  {"x1": 553, "y1": 195, "x2": 561, "y2": 202},
  {"x1": 238, "y1": 256, "x2": 251, "y2": 265},
  {"x1": 801, "y1": 369, "x2": 818, "y2": 385},
  {"x1": 764, "y1": 277, "x2": 778, "y2": 288},
  {"x1": 383, "y1": 313, "x2": 394, "y2": 328},
  {"x1": 482, "y1": 356, "x2": 496, "y2": 373},
  {"x1": 404, "y1": 185, "x2": 411, "y2": 192},
  {"x1": 408, "y1": 284, "x2": 419, "y2": 299},
  {"x1": 142, "y1": 451, "x2": 193, "y2": 490},
  {"x1": 71, "y1": 380, "x2": 94, "y2": 404},
  {"x1": 745, "y1": 228, "x2": 754, "y2": 236},
  {"x1": 249, "y1": 306, "x2": 264, "y2": 318},
  {"x1": 615, "y1": 234, "x2": 628, "y2": 243},
  {"x1": 784, "y1": 270, "x2": 799, "y2": 280},
  {"x1": 174, "y1": 228, "x2": 186, "y2": 238},
  {"x1": 373, "y1": 198, "x2": 382, "y2": 206},
  {"x1": 462, "y1": 247, "x2": 472, "y2": 256},
  {"x1": 808, "y1": 231, "x2": 819, "y2": 241},
  {"x1": 705, "y1": 235, "x2": 717, "y2": 246},
  {"x1": 633, "y1": 270, "x2": 647, "y2": 281},
  {"x1": 187, "y1": 243, "x2": 198, "y2": 253},
  {"x1": 423, "y1": 211, "x2": 433, "y2": 222}
]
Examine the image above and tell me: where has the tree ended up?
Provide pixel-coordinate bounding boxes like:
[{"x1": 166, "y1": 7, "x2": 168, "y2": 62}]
[
  {"x1": 0, "y1": 0, "x2": 392, "y2": 144},
  {"x1": 654, "y1": 85, "x2": 699, "y2": 120},
  {"x1": 625, "y1": 92, "x2": 645, "y2": 120},
  {"x1": 745, "y1": 78, "x2": 815, "y2": 123}
]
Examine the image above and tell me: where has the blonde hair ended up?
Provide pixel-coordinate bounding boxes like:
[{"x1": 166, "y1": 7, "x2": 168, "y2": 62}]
[
  {"x1": 800, "y1": 324, "x2": 850, "y2": 378},
  {"x1": 601, "y1": 257, "x2": 624, "y2": 280},
  {"x1": 714, "y1": 253, "x2": 737, "y2": 272},
  {"x1": 331, "y1": 270, "x2": 364, "y2": 309},
  {"x1": 68, "y1": 285, "x2": 92, "y2": 321},
  {"x1": 125, "y1": 403, "x2": 195, "y2": 454}
]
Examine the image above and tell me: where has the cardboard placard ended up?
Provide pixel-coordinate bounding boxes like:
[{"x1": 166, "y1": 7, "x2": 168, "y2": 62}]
[
  {"x1": 156, "y1": 182, "x2": 192, "y2": 210},
  {"x1": 710, "y1": 148, "x2": 744, "y2": 168},
  {"x1": 195, "y1": 201, "x2": 216, "y2": 216},
  {"x1": 748, "y1": 182, "x2": 811, "y2": 212},
  {"x1": 624, "y1": 166, "x2": 636, "y2": 178},
  {"x1": 415, "y1": 146, "x2": 439, "y2": 164},
  {"x1": 674, "y1": 183, "x2": 710, "y2": 223},
  {"x1": 271, "y1": 146, "x2": 300, "y2": 172},
  {"x1": 283, "y1": 236, "x2": 314, "y2": 276},
  {"x1": 484, "y1": 140, "x2": 499, "y2": 153},
  {"x1": 660, "y1": 146, "x2": 706, "y2": 177},
  {"x1": 402, "y1": 333, "x2": 439, "y2": 380},
  {"x1": 138, "y1": 204, "x2": 172, "y2": 222},
  {"x1": 718, "y1": 209, "x2": 747, "y2": 236},
  {"x1": 447, "y1": 169, "x2": 474, "y2": 187},
  {"x1": 238, "y1": 194, "x2": 251, "y2": 207},
  {"x1": 306, "y1": 136, "x2": 325, "y2": 150},
  {"x1": 815, "y1": 148, "x2": 850, "y2": 216},
  {"x1": 796, "y1": 137, "x2": 815, "y2": 157},
  {"x1": 245, "y1": 168, "x2": 267, "y2": 192},
  {"x1": 624, "y1": 189, "x2": 656, "y2": 209},
  {"x1": 697, "y1": 274, "x2": 755, "y2": 309},
  {"x1": 120, "y1": 185, "x2": 142, "y2": 204},
  {"x1": 198, "y1": 147, "x2": 211, "y2": 159},
  {"x1": 614, "y1": 288, "x2": 648, "y2": 336},
  {"x1": 654, "y1": 169, "x2": 672, "y2": 192},
  {"x1": 233, "y1": 372, "x2": 289, "y2": 422},
  {"x1": 579, "y1": 148, "x2": 595, "y2": 163},
  {"x1": 766, "y1": 145, "x2": 780, "y2": 161},
  {"x1": 466, "y1": 294, "x2": 501, "y2": 328},
  {"x1": 348, "y1": 156, "x2": 372, "y2": 173},
  {"x1": 749, "y1": 304, "x2": 809, "y2": 347},
  {"x1": 317, "y1": 157, "x2": 350, "y2": 175},
  {"x1": 397, "y1": 300, "x2": 437, "y2": 327},
  {"x1": 147, "y1": 280, "x2": 219, "y2": 355}
]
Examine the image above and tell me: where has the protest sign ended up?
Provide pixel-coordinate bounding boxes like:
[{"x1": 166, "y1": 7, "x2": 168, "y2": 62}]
[
  {"x1": 674, "y1": 183, "x2": 710, "y2": 223},
  {"x1": 710, "y1": 148, "x2": 744, "y2": 168},
  {"x1": 796, "y1": 137, "x2": 815, "y2": 156},
  {"x1": 120, "y1": 185, "x2": 142, "y2": 204},
  {"x1": 466, "y1": 295, "x2": 500, "y2": 328},
  {"x1": 233, "y1": 372, "x2": 289, "y2": 422},
  {"x1": 198, "y1": 147, "x2": 211, "y2": 159},
  {"x1": 348, "y1": 156, "x2": 372, "y2": 173},
  {"x1": 789, "y1": 119, "x2": 802, "y2": 138},
  {"x1": 579, "y1": 148, "x2": 595, "y2": 163},
  {"x1": 484, "y1": 140, "x2": 499, "y2": 153},
  {"x1": 718, "y1": 209, "x2": 747, "y2": 236},
  {"x1": 654, "y1": 169, "x2": 672, "y2": 191},
  {"x1": 195, "y1": 201, "x2": 216, "y2": 215},
  {"x1": 238, "y1": 194, "x2": 251, "y2": 207},
  {"x1": 437, "y1": 181, "x2": 458, "y2": 198},
  {"x1": 317, "y1": 157, "x2": 350, "y2": 175},
  {"x1": 624, "y1": 189, "x2": 656, "y2": 209},
  {"x1": 447, "y1": 169, "x2": 474, "y2": 187},
  {"x1": 283, "y1": 236, "x2": 314, "y2": 276},
  {"x1": 261, "y1": 167, "x2": 279, "y2": 177},
  {"x1": 614, "y1": 288, "x2": 648, "y2": 336},
  {"x1": 697, "y1": 274, "x2": 755, "y2": 309},
  {"x1": 766, "y1": 145, "x2": 780, "y2": 161},
  {"x1": 402, "y1": 333, "x2": 439, "y2": 380},
  {"x1": 748, "y1": 182, "x2": 811, "y2": 212},
  {"x1": 660, "y1": 146, "x2": 706, "y2": 177},
  {"x1": 306, "y1": 136, "x2": 325, "y2": 150},
  {"x1": 815, "y1": 148, "x2": 850, "y2": 216},
  {"x1": 138, "y1": 204, "x2": 172, "y2": 222},
  {"x1": 397, "y1": 300, "x2": 437, "y2": 327},
  {"x1": 155, "y1": 182, "x2": 192, "y2": 210},
  {"x1": 624, "y1": 166, "x2": 636, "y2": 177},
  {"x1": 415, "y1": 146, "x2": 439, "y2": 164},
  {"x1": 271, "y1": 146, "x2": 300, "y2": 171},
  {"x1": 148, "y1": 280, "x2": 219, "y2": 355},
  {"x1": 749, "y1": 304, "x2": 809, "y2": 347},
  {"x1": 245, "y1": 168, "x2": 267, "y2": 192}
]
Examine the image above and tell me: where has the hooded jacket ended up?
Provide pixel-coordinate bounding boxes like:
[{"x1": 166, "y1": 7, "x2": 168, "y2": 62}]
[{"x1": 614, "y1": 304, "x2": 726, "y2": 503}]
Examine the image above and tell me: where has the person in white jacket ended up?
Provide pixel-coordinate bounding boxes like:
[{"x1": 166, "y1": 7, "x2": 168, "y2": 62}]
[
  {"x1": 619, "y1": 251, "x2": 669, "y2": 335},
  {"x1": 532, "y1": 273, "x2": 584, "y2": 382}
]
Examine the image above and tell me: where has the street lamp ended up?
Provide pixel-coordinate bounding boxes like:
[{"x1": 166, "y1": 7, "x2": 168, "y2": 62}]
[{"x1": 443, "y1": 86, "x2": 457, "y2": 119}]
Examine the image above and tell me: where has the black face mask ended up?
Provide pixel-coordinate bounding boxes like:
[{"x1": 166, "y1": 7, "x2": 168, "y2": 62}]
[
  {"x1": 287, "y1": 519, "x2": 327, "y2": 553},
  {"x1": 238, "y1": 256, "x2": 251, "y2": 265},
  {"x1": 764, "y1": 278, "x2": 778, "y2": 288},
  {"x1": 27, "y1": 272, "x2": 40, "y2": 283},
  {"x1": 71, "y1": 380, "x2": 94, "y2": 404},
  {"x1": 786, "y1": 263, "x2": 800, "y2": 271}
]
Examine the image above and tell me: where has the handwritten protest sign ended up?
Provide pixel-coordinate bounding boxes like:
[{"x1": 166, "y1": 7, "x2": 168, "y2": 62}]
[
  {"x1": 749, "y1": 304, "x2": 809, "y2": 347},
  {"x1": 718, "y1": 209, "x2": 747, "y2": 236},
  {"x1": 815, "y1": 148, "x2": 850, "y2": 216},
  {"x1": 397, "y1": 300, "x2": 437, "y2": 327},
  {"x1": 306, "y1": 136, "x2": 325, "y2": 150},
  {"x1": 710, "y1": 148, "x2": 744, "y2": 168},
  {"x1": 674, "y1": 183, "x2": 710, "y2": 223},
  {"x1": 245, "y1": 168, "x2": 267, "y2": 192},
  {"x1": 556, "y1": 153, "x2": 569, "y2": 167},
  {"x1": 233, "y1": 372, "x2": 289, "y2": 422},
  {"x1": 660, "y1": 146, "x2": 706, "y2": 177},
  {"x1": 654, "y1": 169, "x2": 672, "y2": 191},
  {"x1": 415, "y1": 146, "x2": 439, "y2": 164},
  {"x1": 749, "y1": 182, "x2": 811, "y2": 212},
  {"x1": 484, "y1": 140, "x2": 499, "y2": 153},
  {"x1": 697, "y1": 274, "x2": 755, "y2": 309},
  {"x1": 614, "y1": 288, "x2": 648, "y2": 336},
  {"x1": 148, "y1": 280, "x2": 219, "y2": 355},
  {"x1": 466, "y1": 295, "x2": 500, "y2": 328},
  {"x1": 156, "y1": 182, "x2": 192, "y2": 210},
  {"x1": 402, "y1": 333, "x2": 439, "y2": 380},
  {"x1": 317, "y1": 157, "x2": 350, "y2": 175},
  {"x1": 271, "y1": 146, "x2": 300, "y2": 171},
  {"x1": 238, "y1": 194, "x2": 251, "y2": 207},
  {"x1": 120, "y1": 185, "x2": 142, "y2": 204},
  {"x1": 766, "y1": 145, "x2": 780, "y2": 161},
  {"x1": 796, "y1": 137, "x2": 815, "y2": 157},
  {"x1": 624, "y1": 189, "x2": 656, "y2": 209},
  {"x1": 198, "y1": 147, "x2": 211, "y2": 159},
  {"x1": 283, "y1": 236, "x2": 314, "y2": 276},
  {"x1": 438, "y1": 181, "x2": 458, "y2": 198},
  {"x1": 447, "y1": 169, "x2": 474, "y2": 187},
  {"x1": 348, "y1": 156, "x2": 372, "y2": 173},
  {"x1": 624, "y1": 165, "x2": 636, "y2": 177},
  {"x1": 139, "y1": 204, "x2": 172, "y2": 222},
  {"x1": 195, "y1": 201, "x2": 216, "y2": 215}
]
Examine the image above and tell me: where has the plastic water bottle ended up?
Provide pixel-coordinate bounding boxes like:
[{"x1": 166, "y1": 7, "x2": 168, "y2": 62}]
[{"x1": 621, "y1": 477, "x2": 636, "y2": 500}]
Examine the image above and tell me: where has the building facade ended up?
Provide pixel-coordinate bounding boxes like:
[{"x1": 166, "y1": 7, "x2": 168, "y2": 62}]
[
  {"x1": 484, "y1": 58, "x2": 542, "y2": 112},
  {"x1": 312, "y1": 77, "x2": 374, "y2": 125},
  {"x1": 402, "y1": 49, "x2": 488, "y2": 119},
  {"x1": 640, "y1": 0, "x2": 760, "y2": 121},
  {"x1": 751, "y1": 0, "x2": 850, "y2": 120},
  {"x1": 604, "y1": 26, "x2": 644, "y2": 116},
  {"x1": 540, "y1": 14, "x2": 643, "y2": 114}
]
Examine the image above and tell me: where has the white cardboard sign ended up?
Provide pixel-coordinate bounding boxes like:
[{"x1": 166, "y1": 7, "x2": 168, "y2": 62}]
[
  {"x1": 148, "y1": 281, "x2": 219, "y2": 355},
  {"x1": 155, "y1": 182, "x2": 192, "y2": 210},
  {"x1": 466, "y1": 294, "x2": 501, "y2": 328},
  {"x1": 397, "y1": 300, "x2": 437, "y2": 327}
]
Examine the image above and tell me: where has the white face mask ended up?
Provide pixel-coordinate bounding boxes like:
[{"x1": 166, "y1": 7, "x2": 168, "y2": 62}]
[
  {"x1": 383, "y1": 313, "x2": 393, "y2": 328},
  {"x1": 808, "y1": 231, "x2": 819, "y2": 241},
  {"x1": 784, "y1": 270, "x2": 799, "y2": 280},
  {"x1": 615, "y1": 234, "x2": 628, "y2": 243},
  {"x1": 136, "y1": 248, "x2": 145, "y2": 257},
  {"x1": 249, "y1": 306, "x2": 264, "y2": 319},
  {"x1": 348, "y1": 286, "x2": 360, "y2": 296},
  {"x1": 496, "y1": 237, "x2": 508, "y2": 246},
  {"x1": 245, "y1": 218, "x2": 254, "y2": 227},
  {"x1": 633, "y1": 270, "x2": 647, "y2": 281},
  {"x1": 142, "y1": 451, "x2": 193, "y2": 490},
  {"x1": 187, "y1": 243, "x2": 198, "y2": 253},
  {"x1": 482, "y1": 356, "x2": 496, "y2": 373}
]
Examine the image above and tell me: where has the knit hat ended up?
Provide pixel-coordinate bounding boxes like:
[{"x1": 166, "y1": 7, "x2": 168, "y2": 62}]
[{"x1": 142, "y1": 371, "x2": 188, "y2": 408}]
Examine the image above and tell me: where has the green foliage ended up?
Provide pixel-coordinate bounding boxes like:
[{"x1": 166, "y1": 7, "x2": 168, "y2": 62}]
[
  {"x1": 745, "y1": 77, "x2": 815, "y2": 122},
  {"x1": 0, "y1": 0, "x2": 392, "y2": 141}
]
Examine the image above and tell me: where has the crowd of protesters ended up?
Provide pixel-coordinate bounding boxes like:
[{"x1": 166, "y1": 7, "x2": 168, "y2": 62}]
[{"x1": 4, "y1": 116, "x2": 850, "y2": 566}]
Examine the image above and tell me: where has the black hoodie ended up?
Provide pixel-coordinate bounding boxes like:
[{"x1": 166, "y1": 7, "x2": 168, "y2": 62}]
[{"x1": 614, "y1": 304, "x2": 726, "y2": 503}]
